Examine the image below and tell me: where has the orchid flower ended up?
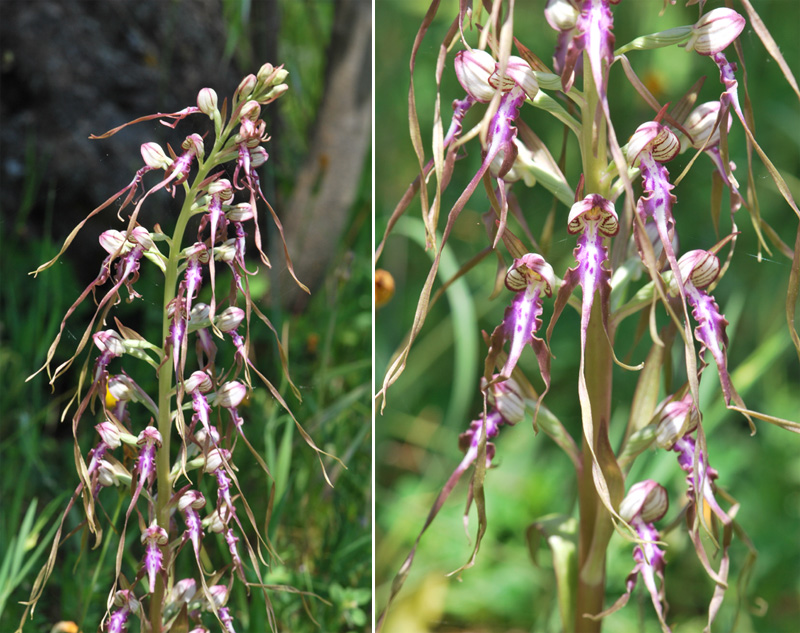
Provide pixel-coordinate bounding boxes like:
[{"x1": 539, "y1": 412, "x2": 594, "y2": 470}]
[
  {"x1": 188, "y1": 303, "x2": 218, "y2": 369},
  {"x1": 560, "y1": 0, "x2": 617, "y2": 101},
  {"x1": 205, "y1": 447, "x2": 236, "y2": 520},
  {"x1": 199, "y1": 178, "x2": 233, "y2": 322},
  {"x1": 592, "y1": 480, "x2": 671, "y2": 632},
  {"x1": 655, "y1": 392, "x2": 732, "y2": 628},
  {"x1": 453, "y1": 49, "x2": 538, "y2": 245},
  {"x1": 185, "y1": 370, "x2": 214, "y2": 438},
  {"x1": 378, "y1": 377, "x2": 526, "y2": 622},
  {"x1": 165, "y1": 293, "x2": 188, "y2": 377},
  {"x1": 628, "y1": 117, "x2": 683, "y2": 278},
  {"x1": 548, "y1": 193, "x2": 618, "y2": 362},
  {"x1": 545, "y1": 0, "x2": 581, "y2": 76},
  {"x1": 680, "y1": 101, "x2": 742, "y2": 216},
  {"x1": 140, "y1": 520, "x2": 168, "y2": 594},
  {"x1": 485, "y1": 253, "x2": 554, "y2": 400},
  {"x1": 106, "y1": 590, "x2": 140, "y2": 633},
  {"x1": 179, "y1": 489, "x2": 207, "y2": 563},
  {"x1": 128, "y1": 426, "x2": 163, "y2": 518},
  {"x1": 230, "y1": 99, "x2": 307, "y2": 292},
  {"x1": 671, "y1": 250, "x2": 741, "y2": 407},
  {"x1": 182, "y1": 243, "x2": 209, "y2": 327},
  {"x1": 205, "y1": 505, "x2": 246, "y2": 583},
  {"x1": 205, "y1": 585, "x2": 237, "y2": 632}
]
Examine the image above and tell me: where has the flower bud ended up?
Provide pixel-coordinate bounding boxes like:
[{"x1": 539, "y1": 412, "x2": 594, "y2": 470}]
[
  {"x1": 129, "y1": 226, "x2": 155, "y2": 251},
  {"x1": 94, "y1": 330, "x2": 125, "y2": 357},
  {"x1": 486, "y1": 377, "x2": 526, "y2": 425},
  {"x1": 239, "y1": 100, "x2": 261, "y2": 122},
  {"x1": 249, "y1": 146, "x2": 269, "y2": 168},
  {"x1": 455, "y1": 49, "x2": 497, "y2": 102},
  {"x1": 213, "y1": 381, "x2": 247, "y2": 409},
  {"x1": 216, "y1": 307, "x2": 245, "y2": 333},
  {"x1": 169, "y1": 578, "x2": 197, "y2": 605},
  {"x1": 185, "y1": 370, "x2": 213, "y2": 394},
  {"x1": 197, "y1": 87, "x2": 218, "y2": 117},
  {"x1": 619, "y1": 480, "x2": 669, "y2": 523},
  {"x1": 261, "y1": 83, "x2": 289, "y2": 101},
  {"x1": 545, "y1": 0, "x2": 579, "y2": 31},
  {"x1": 678, "y1": 249, "x2": 720, "y2": 289},
  {"x1": 96, "y1": 421, "x2": 123, "y2": 449},
  {"x1": 99, "y1": 230, "x2": 130, "y2": 256},
  {"x1": 141, "y1": 142, "x2": 172, "y2": 170},
  {"x1": 272, "y1": 68, "x2": 289, "y2": 85},
  {"x1": 655, "y1": 393, "x2": 696, "y2": 449},
  {"x1": 226, "y1": 202, "x2": 254, "y2": 222},
  {"x1": 683, "y1": 101, "x2": 729, "y2": 150},
  {"x1": 682, "y1": 8, "x2": 745, "y2": 56},
  {"x1": 204, "y1": 448, "x2": 230, "y2": 473},
  {"x1": 236, "y1": 73, "x2": 258, "y2": 99},
  {"x1": 256, "y1": 63, "x2": 275, "y2": 84}
]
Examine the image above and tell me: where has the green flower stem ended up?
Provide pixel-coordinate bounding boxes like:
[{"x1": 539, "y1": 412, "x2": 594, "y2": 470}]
[
  {"x1": 151, "y1": 132, "x2": 226, "y2": 631},
  {"x1": 573, "y1": 55, "x2": 616, "y2": 633}
]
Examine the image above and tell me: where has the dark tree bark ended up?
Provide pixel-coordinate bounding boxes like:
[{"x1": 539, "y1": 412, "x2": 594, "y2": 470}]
[{"x1": 0, "y1": 0, "x2": 239, "y2": 275}]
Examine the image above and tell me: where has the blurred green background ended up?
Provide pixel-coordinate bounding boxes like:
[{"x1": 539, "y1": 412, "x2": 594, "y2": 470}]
[
  {"x1": 0, "y1": 1, "x2": 371, "y2": 632},
  {"x1": 375, "y1": 1, "x2": 799, "y2": 632}
]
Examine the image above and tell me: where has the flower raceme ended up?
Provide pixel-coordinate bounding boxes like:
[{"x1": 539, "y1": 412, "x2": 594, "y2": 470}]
[
  {"x1": 376, "y1": 2, "x2": 800, "y2": 632},
  {"x1": 18, "y1": 63, "x2": 331, "y2": 633}
]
